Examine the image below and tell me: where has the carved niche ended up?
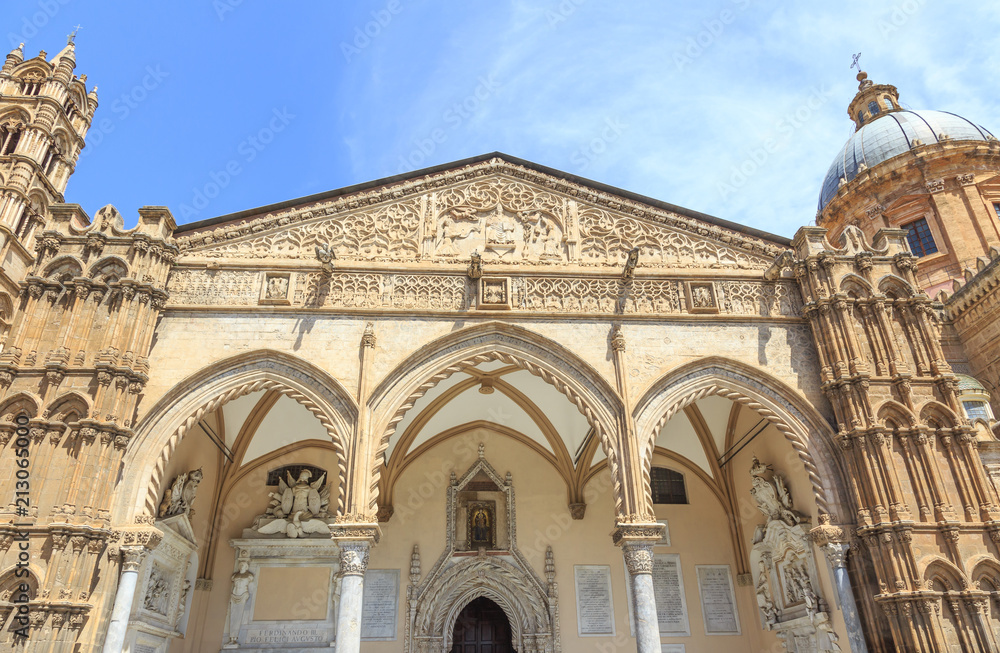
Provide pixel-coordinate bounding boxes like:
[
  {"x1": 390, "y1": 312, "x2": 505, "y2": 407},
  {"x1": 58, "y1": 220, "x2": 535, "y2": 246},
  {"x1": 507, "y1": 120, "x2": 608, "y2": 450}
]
[
  {"x1": 126, "y1": 512, "x2": 199, "y2": 653},
  {"x1": 405, "y1": 444, "x2": 561, "y2": 653},
  {"x1": 748, "y1": 457, "x2": 842, "y2": 652}
]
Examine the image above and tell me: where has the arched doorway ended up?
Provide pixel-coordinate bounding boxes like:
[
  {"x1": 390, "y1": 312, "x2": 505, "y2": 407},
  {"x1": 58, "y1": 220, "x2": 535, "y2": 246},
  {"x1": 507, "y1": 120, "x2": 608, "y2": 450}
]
[{"x1": 451, "y1": 597, "x2": 514, "y2": 653}]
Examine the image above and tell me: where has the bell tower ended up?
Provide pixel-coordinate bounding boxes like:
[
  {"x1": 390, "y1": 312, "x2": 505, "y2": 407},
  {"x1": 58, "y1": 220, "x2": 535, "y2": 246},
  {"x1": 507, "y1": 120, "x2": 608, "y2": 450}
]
[{"x1": 0, "y1": 36, "x2": 98, "y2": 339}]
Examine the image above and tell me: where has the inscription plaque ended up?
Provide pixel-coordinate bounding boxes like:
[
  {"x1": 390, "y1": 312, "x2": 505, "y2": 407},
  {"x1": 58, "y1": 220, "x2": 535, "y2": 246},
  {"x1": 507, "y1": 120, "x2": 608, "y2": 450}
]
[
  {"x1": 574, "y1": 565, "x2": 615, "y2": 636},
  {"x1": 361, "y1": 569, "x2": 399, "y2": 641},
  {"x1": 696, "y1": 565, "x2": 740, "y2": 635}
]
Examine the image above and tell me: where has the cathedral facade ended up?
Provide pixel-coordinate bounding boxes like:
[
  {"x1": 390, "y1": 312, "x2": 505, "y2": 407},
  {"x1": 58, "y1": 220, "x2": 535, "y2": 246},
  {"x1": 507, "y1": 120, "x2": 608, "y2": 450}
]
[{"x1": 2, "y1": 41, "x2": 1000, "y2": 653}]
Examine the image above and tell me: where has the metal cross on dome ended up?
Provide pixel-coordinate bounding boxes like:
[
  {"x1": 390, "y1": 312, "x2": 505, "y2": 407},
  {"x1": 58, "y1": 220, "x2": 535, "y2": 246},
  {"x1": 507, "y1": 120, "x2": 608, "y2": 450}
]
[
  {"x1": 851, "y1": 52, "x2": 862, "y2": 71},
  {"x1": 68, "y1": 25, "x2": 82, "y2": 44}
]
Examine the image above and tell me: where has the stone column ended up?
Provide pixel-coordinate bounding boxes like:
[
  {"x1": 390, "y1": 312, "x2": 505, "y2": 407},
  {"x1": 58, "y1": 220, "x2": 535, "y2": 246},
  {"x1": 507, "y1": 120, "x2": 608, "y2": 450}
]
[
  {"x1": 614, "y1": 523, "x2": 663, "y2": 653},
  {"x1": 822, "y1": 543, "x2": 869, "y2": 653},
  {"x1": 101, "y1": 546, "x2": 148, "y2": 653},
  {"x1": 333, "y1": 522, "x2": 380, "y2": 653},
  {"x1": 623, "y1": 541, "x2": 661, "y2": 653}
]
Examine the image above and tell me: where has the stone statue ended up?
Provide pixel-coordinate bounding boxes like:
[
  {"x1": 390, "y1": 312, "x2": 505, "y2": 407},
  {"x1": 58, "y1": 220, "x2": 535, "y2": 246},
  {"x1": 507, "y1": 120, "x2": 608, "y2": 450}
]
[
  {"x1": 255, "y1": 469, "x2": 331, "y2": 538},
  {"x1": 175, "y1": 579, "x2": 191, "y2": 627},
  {"x1": 749, "y1": 456, "x2": 799, "y2": 526},
  {"x1": 227, "y1": 560, "x2": 254, "y2": 645},
  {"x1": 314, "y1": 243, "x2": 335, "y2": 274},
  {"x1": 158, "y1": 468, "x2": 204, "y2": 518}
]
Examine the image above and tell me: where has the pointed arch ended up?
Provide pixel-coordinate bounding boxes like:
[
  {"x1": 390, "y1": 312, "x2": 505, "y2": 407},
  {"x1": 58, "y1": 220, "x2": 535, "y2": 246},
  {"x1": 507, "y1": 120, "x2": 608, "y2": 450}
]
[
  {"x1": 876, "y1": 400, "x2": 918, "y2": 428},
  {"x1": 42, "y1": 255, "x2": 83, "y2": 281},
  {"x1": 840, "y1": 273, "x2": 874, "y2": 297},
  {"x1": 920, "y1": 401, "x2": 960, "y2": 428},
  {"x1": 922, "y1": 555, "x2": 969, "y2": 590},
  {"x1": 86, "y1": 255, "x2": 130, "y2": 282},
  {"x1": 44, "y1": 391, "x2": 91, "y2": 421},
  {"x1": 633, "y1": 356, "x2": 845, "y2": 517},
  {"x1": 366, "y1": 321, "x2": 623, "y2": 517},
  {"x1": 0, "y1": 391, "x2": 42, "y2": 420},
  {"x1": 877, "y1": 274, "x2": 916, "y2": 298},
  {"x1": 116, "y1": 349, "x2": 358, "y2": 521}
]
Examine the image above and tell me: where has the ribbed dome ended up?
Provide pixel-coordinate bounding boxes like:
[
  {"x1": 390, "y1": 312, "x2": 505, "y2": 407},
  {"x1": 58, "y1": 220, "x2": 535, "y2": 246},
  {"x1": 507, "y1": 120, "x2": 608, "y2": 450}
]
[{"x1": 818, "y1": 110, "x2": 995, "y2": 211}]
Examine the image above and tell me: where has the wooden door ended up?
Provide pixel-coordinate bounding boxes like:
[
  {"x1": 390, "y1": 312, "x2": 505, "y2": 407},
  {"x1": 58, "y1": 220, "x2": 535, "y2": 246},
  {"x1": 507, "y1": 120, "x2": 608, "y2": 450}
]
[{"x1": 451, "y1": 597, "x2": 514, "y2": 653}]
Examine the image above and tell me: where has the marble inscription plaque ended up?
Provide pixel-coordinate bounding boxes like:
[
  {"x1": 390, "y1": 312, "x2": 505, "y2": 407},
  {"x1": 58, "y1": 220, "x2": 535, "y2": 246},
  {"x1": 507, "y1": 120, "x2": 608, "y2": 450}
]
[
  {"x1": 574, "y1": 565, "x2": 615, "y2": 636},
  {"x1": 696, "y1": 565, "x2": 741, "y2": 635},
  {"x1": 361, "y1": 569, "x2": 399, "y2": 641},
  {"x1": 244, "y1": 626, "x2": 328, "y2": 646},
  {"x1": 133, "y1": 644, "x2": 158, "y2": 653},
  {"x1": 625, "y1": 553, "x2": 690, "y2": 636}
]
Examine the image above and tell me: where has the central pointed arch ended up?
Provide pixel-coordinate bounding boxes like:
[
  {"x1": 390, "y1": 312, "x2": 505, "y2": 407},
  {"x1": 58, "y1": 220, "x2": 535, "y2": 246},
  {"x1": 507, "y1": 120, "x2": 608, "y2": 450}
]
[
  {"x1": 365, "y1": 322, "x2": 624, "y2": 516},
  {"x1": 117, "y1": 349, "x2": 358, "y2": 520}
]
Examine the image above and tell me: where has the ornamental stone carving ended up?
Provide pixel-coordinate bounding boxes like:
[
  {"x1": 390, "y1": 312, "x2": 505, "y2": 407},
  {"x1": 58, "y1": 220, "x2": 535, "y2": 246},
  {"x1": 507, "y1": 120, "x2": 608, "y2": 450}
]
[
  {"x1": 250, "y1": 468, "x2": 333, "y2": 538},
  {"x1": 748, "y1": 457, "x2": 839, "y2": 652},
  {"x1": 157, "y1": 468, "x2": 203, "y2": 518}
]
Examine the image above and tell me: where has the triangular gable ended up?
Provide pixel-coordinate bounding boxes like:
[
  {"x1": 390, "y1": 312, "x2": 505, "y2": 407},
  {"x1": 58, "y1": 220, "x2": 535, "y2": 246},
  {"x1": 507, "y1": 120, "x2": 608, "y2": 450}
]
[{"x1": 174, "y1": 157, "x2": 785, "y2": 271}]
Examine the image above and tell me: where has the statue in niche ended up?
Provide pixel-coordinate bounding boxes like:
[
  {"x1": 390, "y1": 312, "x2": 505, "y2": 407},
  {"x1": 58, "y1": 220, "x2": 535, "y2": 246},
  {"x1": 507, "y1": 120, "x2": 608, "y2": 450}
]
[
  {"x1": 750, "y1": 456, "x2": 799, "y2": 527},
  {"x1": 256, "y1": 469, "x2": 331, "y2": 538},
  {"x1": 227, "y1": 560, "x2": 254, "y2": 645},
  {"x1": 468, "y1": 503, "x2": 494, "y2": 548},
  {"x1": 158, "y1": 468, "x2": 204, "y2": 518}
]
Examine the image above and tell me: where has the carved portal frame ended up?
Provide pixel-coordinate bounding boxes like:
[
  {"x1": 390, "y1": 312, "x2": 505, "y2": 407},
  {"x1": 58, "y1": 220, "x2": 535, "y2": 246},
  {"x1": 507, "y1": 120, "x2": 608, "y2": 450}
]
[{"x1": 405, "y1": 451, "x2": 560, "y2": 653}]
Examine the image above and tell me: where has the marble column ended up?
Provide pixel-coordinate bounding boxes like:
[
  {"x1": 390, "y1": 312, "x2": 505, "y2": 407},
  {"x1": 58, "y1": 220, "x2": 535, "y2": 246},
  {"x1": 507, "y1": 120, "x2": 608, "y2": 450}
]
[
  {"x1": 335, "y1": 541, "x2": 370, "y2": 653},
  {"x1": 622, "y1": 540, "x2": 662, "y2": 653},
  {"x1": 101, "y1": 546, "x2": 148, "y2": 653},
  {"x1": 823, "y1": 543, "x2": 869, "y2": 653}
]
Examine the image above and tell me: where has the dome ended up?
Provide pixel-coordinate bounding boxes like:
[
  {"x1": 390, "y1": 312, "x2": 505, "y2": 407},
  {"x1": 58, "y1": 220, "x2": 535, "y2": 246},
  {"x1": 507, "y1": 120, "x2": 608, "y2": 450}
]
[
  {"x1": 818, "y1": 109, "x2": 995, "y2": 211},
  {"x1": 955, "y1": 373, "x2": 988, "y2": 394}
]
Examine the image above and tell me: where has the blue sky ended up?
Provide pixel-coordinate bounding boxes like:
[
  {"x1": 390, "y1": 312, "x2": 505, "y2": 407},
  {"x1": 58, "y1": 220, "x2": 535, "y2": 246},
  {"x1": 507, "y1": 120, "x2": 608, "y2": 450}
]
[{"x1": 3, "y1": 1, "x2": 999, "y2": 238}]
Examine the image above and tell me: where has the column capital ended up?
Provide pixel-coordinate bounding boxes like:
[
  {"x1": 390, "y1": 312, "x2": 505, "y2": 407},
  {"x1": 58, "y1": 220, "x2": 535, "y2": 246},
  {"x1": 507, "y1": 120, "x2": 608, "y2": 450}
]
[
  {"x1": 821, "y1": 542, "x2": 850, "y2": 569},
  {"x1": 622, "y1": 540, "x2": 655, "y2": 575},
  {"x1": 119, "y1": 545, "x2": 150, "y2": 572},
  {"x1": 338, "y1": 541, "x2": 371, "y2": 577}
]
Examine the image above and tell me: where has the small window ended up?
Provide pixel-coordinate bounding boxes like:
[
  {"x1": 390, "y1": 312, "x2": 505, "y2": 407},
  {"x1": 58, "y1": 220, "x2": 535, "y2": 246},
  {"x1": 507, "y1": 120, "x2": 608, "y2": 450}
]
[
  {"x1": 903, "y1": 218, "x2": 938, "y2": 257},
  {"x1": 993, "y1": 202, "x2": 1000, "y2": 220},
  {"x1": 650, "y1": 467, "x2": 687, "y2": 504},
  {"x1": 857, "y1": 110, "x2": 865, "y2": 124},
  {"x1": 884, "y1": 98, "x2": 894, "y2": 110},
  {"x1": 963, "y1": 401, "x2": 991, "y2": 422},
  {"x1": 868, "y1": 100, "x2": 880, "y2": 116}
]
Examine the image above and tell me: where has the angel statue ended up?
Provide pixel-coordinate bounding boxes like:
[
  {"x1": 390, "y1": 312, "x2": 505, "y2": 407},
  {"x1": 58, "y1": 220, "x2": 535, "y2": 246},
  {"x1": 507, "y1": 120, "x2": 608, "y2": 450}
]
[
  {"x1": 255, "y1": 469, "x2": 331, "y2": 538},
  {"x1": 749, "y1": 456, "x2": 799, "y2": 526}
]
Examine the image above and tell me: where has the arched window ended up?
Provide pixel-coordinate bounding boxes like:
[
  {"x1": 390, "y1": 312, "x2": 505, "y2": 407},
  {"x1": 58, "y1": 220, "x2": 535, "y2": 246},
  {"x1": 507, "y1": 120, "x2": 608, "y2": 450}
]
[
  {"x1": 868, "y1": 100, "x2": 881, "y2": 117},
  {"x1": 650, "y1": 467, "x2": 688, "y2": 504},
  {"x1": 857, "y1": 110, "x2": 865, "y2": 124},
  {"x1": 884, "y1": 97, "x2": 894, "y2": 111},
  {"x1": 0, "y1": 124, "x2": 21, "y2": 155}
]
